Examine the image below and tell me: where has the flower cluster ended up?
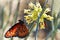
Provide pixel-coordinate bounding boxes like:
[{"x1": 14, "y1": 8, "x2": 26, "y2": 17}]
[{"x1": 24, "y1": 2, "x2": 53, "y2": 29}]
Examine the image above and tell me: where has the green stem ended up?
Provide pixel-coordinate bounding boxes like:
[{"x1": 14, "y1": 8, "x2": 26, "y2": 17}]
[
  {"x1": 50, "y1": 0, "x2": 55, "y2": 40},
  {"x1": 45, "y1": 0, "x2": 55, "y2": 40},
  {"x1": 1, "y1": 7, "x2": 4, "y2": 29},
  {"x1": 35, "y1": 0, "x2": 49, "y2": 40},
  {"x1": 3, "y1": 0, "x2": 12, "y2": 31}
]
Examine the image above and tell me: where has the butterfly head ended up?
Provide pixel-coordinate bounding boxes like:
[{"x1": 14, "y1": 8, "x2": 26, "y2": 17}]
[{"x1": 19, "y1": 20, "x2": 24, "y2": 24}]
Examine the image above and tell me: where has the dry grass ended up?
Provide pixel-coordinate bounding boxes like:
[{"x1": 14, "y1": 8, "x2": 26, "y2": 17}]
[{"x1": 0, "y1": 0, "x2": 60, "y2": 40}]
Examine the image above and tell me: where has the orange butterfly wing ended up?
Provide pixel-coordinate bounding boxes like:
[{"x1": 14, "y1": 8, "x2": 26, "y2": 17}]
[
  {"x1": 5, "y1": 23, "x2": 20, "y2": 38},
  {"x1": 5, "y1": 20, "x2": 29, "y2": 38},
  {"x1": 18, "y1": 24, "x2": 29, "y2": 38}
]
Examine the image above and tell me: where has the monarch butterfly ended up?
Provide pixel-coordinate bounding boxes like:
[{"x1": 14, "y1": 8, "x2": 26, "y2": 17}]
[{"x1": 5, "y1": 20, "x2": 29, "y2": 38}]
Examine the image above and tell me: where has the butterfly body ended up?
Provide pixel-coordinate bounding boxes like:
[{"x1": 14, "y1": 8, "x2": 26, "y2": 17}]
[{"x1": 5, "y1": 20, "x2": 29, "y2": 38}]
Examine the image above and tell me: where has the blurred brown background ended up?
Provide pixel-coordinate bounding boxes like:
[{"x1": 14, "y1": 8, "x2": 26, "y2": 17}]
[{"x1": 0, "y1": 0, "x2": 60, "y2": 40}]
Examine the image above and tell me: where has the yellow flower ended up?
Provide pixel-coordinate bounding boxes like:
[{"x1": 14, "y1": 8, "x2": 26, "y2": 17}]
[
  {"x1": 30, "y1": 2, "x2": 42, "y2": 21},
  {"x1": 24, "y1": 15, "x2": 33, "y2": 24},
  {"x1": 39, "y1": 8, "x2": 53, "y2": 29},
  {"x1": 44, "y1": 8, "x2": 51, "y2": 14},
  {"x1": 31, "y1": 10, "x2": 38, "y2": 21},
  {"x1": 46, "y1": 15, "x2": 54, "y2": 21},
  {"x1": 24, "y1": 2, "x2": 42, "y2": 24},
  {"x1": 43, "y1": 8, "x2": 53, "y2": 21},
  {"x1": 24, "y1": 9, "x2": 31, "y2": 14},
  {"x1": 24, "y1": 2, "x2": 54, "y2": 29},
  {"x1": 36, "y1": 2, "x2": 41, "y2": 7},
  {"x1": 39, "y1": 16, "x2": 45, "y2": 29},
  {"x1": 36, "y1": 2, "x2": 42, "y2": 13},
  {"x1": 33, "y1": 23, "x2": 37, "y2": 31},
  {"x1": 28, "y1": 2, "x2": 35, "y2": 9},
  {"x1": 40, "y1": 22, "x2": 45, "y2": 29}
]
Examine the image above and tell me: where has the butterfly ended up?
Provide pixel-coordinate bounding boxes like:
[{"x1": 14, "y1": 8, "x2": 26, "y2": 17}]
[{"x1": 5, "y1": 20, "x2": 29, "y2": 38}]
